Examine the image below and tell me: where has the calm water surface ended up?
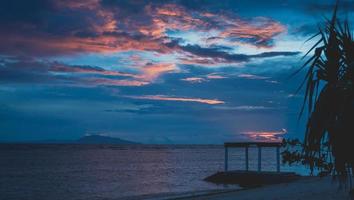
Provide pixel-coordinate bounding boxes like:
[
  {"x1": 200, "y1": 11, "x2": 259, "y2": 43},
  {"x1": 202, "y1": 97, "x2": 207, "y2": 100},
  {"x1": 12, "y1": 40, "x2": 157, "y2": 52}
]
[{"x1": 0, "y1": 144, "x2": 307, "y2": 200}]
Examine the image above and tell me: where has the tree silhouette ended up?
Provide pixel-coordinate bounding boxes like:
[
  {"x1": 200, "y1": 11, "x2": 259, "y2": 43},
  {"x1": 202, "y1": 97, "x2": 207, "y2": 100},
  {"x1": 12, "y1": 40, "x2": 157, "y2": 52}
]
[{"x1": 296, "y1": 1, "x2": 354, "y2": 178}]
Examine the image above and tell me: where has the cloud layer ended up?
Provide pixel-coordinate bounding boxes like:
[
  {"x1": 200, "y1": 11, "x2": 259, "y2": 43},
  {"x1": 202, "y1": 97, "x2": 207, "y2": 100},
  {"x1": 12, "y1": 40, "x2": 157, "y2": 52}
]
[
  {"x1": 0, "y1": 0, "x2": 301, "y2": 91},
  {"x1": 1, "y1": 0, "x2": 337, "y2": 143},
  {"x1": 0, "y1": 0, "x2": 295, "y2": 59}
]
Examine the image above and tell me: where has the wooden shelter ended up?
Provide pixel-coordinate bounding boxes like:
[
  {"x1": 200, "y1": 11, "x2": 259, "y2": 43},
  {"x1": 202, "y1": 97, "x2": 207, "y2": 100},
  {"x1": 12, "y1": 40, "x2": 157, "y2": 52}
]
[{"x1": 224, "y1": 142, "x2": 282, "y2": 172}]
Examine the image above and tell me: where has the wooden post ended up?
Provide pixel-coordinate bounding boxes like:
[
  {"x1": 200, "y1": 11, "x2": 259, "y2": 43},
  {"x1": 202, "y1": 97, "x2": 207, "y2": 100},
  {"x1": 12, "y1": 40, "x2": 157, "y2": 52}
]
[
  {"x1": 276, "y1": 146, "x2": 280, "y2": 173},
  {"x1": 224, "y1": 147, "x2": 228, "y2": 171},
  {"x1": 258, "y1": 146, "x2": 262, "y2": 172},
  {"x1": 245, "y1": 146, "x2": 249, "y2": 171}
]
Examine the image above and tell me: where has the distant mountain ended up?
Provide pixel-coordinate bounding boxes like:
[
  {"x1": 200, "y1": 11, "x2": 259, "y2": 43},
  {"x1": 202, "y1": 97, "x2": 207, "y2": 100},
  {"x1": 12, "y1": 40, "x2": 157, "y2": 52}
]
[
  {"x1": 76, "y1": 135, "x2": 139, "y2": 144},
  {"x1": 3, "y1": 135, "x2": 140, "y2": 144}
]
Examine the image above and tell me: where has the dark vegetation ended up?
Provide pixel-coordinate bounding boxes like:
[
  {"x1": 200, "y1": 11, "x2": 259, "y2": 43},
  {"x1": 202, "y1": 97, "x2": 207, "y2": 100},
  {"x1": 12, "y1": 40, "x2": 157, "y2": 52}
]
[{"x1": 282, "y1": 1, "x2": 354, "y2": 182}]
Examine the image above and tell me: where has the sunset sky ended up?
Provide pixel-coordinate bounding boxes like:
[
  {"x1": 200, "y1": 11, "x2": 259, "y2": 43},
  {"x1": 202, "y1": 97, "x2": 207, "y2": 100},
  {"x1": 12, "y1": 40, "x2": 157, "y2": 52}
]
[{"x1": 1, "y1": 0, "x2": 353, "y2": 143}]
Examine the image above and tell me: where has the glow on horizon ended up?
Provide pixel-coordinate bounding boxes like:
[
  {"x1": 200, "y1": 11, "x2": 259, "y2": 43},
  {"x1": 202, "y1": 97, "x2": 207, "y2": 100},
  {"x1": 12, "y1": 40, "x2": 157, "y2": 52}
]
[
  {"x1": 241, "y1": 128, "x2": 287, "y2": 142},
  {"x1": 125, "y1": 95, "x2": 225, "y2": 105}
]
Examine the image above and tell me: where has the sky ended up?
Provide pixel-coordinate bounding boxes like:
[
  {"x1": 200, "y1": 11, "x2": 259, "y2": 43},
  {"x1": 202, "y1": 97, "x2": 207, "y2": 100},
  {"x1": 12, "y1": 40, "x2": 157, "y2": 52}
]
[{"x1": 0, "y1": 0, "x2": 353, "y2": 144}]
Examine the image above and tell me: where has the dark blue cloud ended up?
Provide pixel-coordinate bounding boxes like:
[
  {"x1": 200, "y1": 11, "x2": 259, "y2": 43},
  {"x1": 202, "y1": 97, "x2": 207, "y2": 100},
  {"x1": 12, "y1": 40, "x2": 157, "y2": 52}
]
[{"x1": 178, "y1": 44, "x2": 300, "y2": 63}]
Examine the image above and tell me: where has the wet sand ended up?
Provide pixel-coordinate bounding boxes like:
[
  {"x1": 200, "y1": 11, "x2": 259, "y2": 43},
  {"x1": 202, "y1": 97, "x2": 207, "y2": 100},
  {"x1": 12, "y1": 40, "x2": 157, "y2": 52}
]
[
  {"x1": 178, "y1": 177, "x2": 351, "y2": 200},
  {"x1": 127, "y1": 176, "x2": 352, "y2": 200}
]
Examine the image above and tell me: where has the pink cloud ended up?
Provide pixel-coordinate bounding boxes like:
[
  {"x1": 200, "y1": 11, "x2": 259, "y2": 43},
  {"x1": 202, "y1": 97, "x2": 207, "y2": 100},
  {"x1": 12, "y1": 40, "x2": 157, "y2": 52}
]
[
  {"x1": 237, "y1": 74, "x2": 270, "y2": 80},
  {"x1": 125, "y1": 95, "x2": 224, "y2": 105},
  {"x1": 206, "y1": 74, "x2": 226, "y2": 79},
  {"x1": 241, "y1": 129, "x2": 287, "y2": 142},
  {"x1": 148, "y1": 4, "x2": 285, "y2": 49},
  {"x1": 217, "y1": 17, "x2": 285, "y2": 48},
  {"x1": 181, "y1": 77, "x2": 206, "y2": 83}
]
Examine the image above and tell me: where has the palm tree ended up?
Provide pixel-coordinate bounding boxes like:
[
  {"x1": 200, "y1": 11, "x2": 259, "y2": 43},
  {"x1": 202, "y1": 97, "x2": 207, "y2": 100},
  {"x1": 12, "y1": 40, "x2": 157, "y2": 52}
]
[{"x1": 297, "y1": 1, "x2": 354, "y2": 178}]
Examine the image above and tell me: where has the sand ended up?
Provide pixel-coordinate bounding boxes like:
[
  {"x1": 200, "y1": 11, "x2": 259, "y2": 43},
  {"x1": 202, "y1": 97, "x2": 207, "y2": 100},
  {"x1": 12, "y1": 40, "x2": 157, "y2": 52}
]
[
  {"x1": 133, "y1": 177, "x2": 350, "y2": 200},
  {"x1": 177, "y1": 177, "x2": 352, "y2": 200},
  {"x1": 121, "y1": 176, "x2": 353, "y2": 200}
]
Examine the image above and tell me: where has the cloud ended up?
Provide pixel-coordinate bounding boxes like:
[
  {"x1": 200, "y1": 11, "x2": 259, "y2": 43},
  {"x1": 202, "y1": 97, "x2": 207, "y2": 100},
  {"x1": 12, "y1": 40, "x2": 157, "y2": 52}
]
[
  {"x1": 206, "y1": 74, "x2": 226, "y2": 79},
  {"x1": 124, "y1": 95, "x2": 224, "y2": 105},
  {"x1": 137, "y1": 63, "x2": 177, "y2": 81},
  {"x1": 0, "y1": 0, "x2": 319, "y2": 144},
  {"x1": 0, "y1": 0, "x2": 292, "y2": 60},
  {"x1": 179, "y1": 44, "x2": 249, "y2": 63},
  {"x1": 266, "y1": 80, "x2": 279, "y2": 84},
  {"x1": 178, "y1": 44, "x2": 300, "y2": 64},
  {"x1": 0, "y1": 0, "x2": 301, "y2": 91},
  {"x1": 237, "y1": 74, "x2": 270, "y2": 80},
  {"x1": 0, "y1": 58, "x2": 63, "y2": 84},
  {"x1": 0, "y1": 58, "x2": 175, "y2": 87},
  {"x1": 181, "y1": 72, "x2": 227, "y2": 83},
  {"x1": 213, "y1": 105, "x2": 273, "y2": 111},
  {"x1": 0, "y1": 1, "x2": 177, "y2": 56},
  {"x1": 88, "y1": 78, "x2": 149, "y2": 87},
  {"x1": 217, "y1": 16, "x2": 286, "y2": 47},
  {"x1": 181, "y1": 77, "x2": 207, "y2": 83},
  {"x1": 241, "y1": 128, "x2": 287, "y2": 142},
  {"x1": 154, "y1": 4, "x2": 287, "y2": 48},
  {"x1": 50, "y1": 63, "x2": 136, "y2": 77}
]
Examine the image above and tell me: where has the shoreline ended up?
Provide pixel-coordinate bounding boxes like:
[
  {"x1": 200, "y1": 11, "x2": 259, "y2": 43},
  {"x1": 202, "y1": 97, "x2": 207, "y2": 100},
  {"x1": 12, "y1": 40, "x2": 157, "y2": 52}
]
[
  {"x1": 119, "y1": 189, "x2": 242, "y2": 200},
  {"x1": 121, "y1": 176, "x2": 352, "y2": 200}
]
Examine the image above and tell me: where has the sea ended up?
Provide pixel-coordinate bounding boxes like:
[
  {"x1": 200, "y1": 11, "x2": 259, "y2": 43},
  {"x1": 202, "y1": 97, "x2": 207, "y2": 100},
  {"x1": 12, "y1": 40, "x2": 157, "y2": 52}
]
[{"x1": 0, "y1": 144, "x2": 308, "y2": 200}]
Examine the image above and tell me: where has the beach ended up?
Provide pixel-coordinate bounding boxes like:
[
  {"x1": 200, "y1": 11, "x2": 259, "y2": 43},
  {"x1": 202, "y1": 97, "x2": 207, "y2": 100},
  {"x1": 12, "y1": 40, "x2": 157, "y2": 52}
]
[{"x1": 151, "y1": 176, "x2": 351, "y2": 200}]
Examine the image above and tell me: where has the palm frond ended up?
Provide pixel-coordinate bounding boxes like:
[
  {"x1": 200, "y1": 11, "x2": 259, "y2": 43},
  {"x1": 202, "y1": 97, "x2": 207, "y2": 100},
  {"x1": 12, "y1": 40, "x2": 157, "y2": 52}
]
[{"x1": 298, "y1": 0, "x2": 354, "y2": 176}]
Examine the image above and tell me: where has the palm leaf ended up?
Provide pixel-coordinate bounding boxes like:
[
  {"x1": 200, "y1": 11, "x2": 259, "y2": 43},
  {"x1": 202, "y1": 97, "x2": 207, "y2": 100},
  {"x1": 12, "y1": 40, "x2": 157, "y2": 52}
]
[{"x1": 297, "y1": 0, "x2": 354, "y2": 176}]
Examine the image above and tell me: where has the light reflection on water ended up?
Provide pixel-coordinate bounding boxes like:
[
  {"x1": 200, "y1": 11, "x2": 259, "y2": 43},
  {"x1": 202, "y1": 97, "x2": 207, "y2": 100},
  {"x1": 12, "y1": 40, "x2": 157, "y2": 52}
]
[{"x1": 0, "y1": 144, "x2": 309, "y2": 200}]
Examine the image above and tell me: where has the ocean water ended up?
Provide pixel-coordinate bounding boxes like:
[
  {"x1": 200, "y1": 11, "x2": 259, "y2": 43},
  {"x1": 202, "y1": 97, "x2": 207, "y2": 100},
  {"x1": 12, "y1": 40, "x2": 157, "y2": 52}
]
[{"x1": 0, "y1": 144, "x2": 308, "y2": 200}]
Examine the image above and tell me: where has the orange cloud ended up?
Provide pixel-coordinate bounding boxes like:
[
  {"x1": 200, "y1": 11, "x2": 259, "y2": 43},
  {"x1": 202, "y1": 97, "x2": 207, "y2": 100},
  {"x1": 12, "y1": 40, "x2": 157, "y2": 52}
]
[
  {"x1": 241, "y1": 129, "x2": 287, "y2": 142},
  {"x1": 138, "y1": 63, "x2": 177, "y2": 81},
  {"x1": 147, "y1": 4, "x2": 206, "y2": 34},
  {"x1": 125, "y1": 95, "x2": 224, "y2": 105},
  {"x1": 218, "y1": 17, "x2": 286, "y2": 48},
  {"x1": 143, "y1": 3, "x2": 284, "y2": 52},
  {"x1": 148, "y1": 4, "x2": 286, "y2": 49},
  {"x1": 155, "y1": 4, "x2": 185, "y2": 17}
]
